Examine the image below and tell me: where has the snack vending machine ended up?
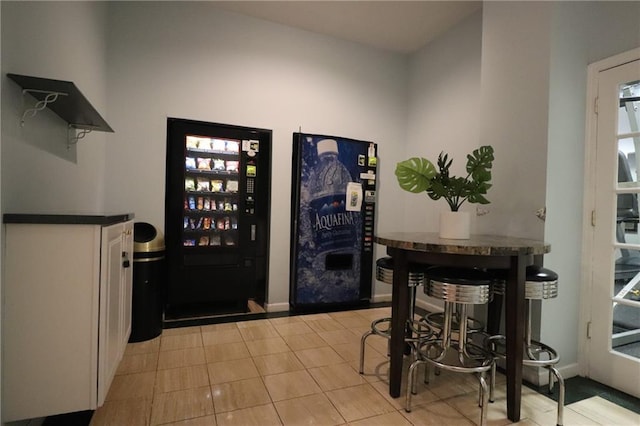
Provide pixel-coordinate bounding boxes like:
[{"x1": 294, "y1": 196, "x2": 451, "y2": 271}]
[
  {"x1": 165, "y1": 118, "x2": 271, "y2": 318},
  {"x1": 290, "y1": 132, "x2": 377, "y2": 312}
]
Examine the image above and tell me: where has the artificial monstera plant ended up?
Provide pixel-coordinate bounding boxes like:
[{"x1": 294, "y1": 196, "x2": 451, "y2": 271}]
[{"x1": 395, "y1": 145, "x2": 495, "y2": 212}]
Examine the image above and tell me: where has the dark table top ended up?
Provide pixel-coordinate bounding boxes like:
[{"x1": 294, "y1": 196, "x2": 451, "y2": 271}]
[{"x1": 375, "y1": 232, "x2": 550, "y2": 256}]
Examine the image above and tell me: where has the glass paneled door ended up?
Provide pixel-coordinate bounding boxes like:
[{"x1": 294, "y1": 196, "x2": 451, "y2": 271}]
[{"x1": 590, "y1": 58, "x2": 640, "y2": 398}]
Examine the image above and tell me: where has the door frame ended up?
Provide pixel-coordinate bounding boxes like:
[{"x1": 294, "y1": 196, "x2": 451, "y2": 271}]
[{"x1": 580, "y1": 47, "x2": 640, "y2": 378}]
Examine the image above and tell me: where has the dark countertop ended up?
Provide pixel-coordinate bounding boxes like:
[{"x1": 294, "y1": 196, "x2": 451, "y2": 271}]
[{"x1": 3, "y1": 212, "x2": 135, "y2": 226}]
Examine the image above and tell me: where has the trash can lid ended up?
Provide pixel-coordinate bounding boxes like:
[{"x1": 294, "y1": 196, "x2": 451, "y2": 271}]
[{"x1": 134, "y1": 222, "x2": 165, "y2": 253}]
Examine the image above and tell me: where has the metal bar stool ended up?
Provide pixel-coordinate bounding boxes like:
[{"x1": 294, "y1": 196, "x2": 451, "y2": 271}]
[
  {"x1": 486, "y1": 265, "x2": 564, "y2": 426},
  {"x1": 406, "y1": 267, "x2": 494, "y2": 426},
  {"x1": 359, "y1": 257, "x2": 432, "y2": 375},
  {"x1": 424, "y1": 308, "x2": 485, "y2": 342}
]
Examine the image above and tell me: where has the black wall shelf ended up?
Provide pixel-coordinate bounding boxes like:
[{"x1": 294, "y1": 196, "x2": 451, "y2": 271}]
[{"x1": 7, "y1": 73, "x2": 114, "y2": 138}]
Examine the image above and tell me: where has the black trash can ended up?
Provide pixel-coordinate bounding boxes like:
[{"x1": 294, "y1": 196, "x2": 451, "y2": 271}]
[{"x1": 129, "y1": 222, "x2": 165, "y2": 343}]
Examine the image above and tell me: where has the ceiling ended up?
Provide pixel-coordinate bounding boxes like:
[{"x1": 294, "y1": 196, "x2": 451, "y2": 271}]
[{"x1": 214, "y1": 1, "x2": 482, "y2": 54}]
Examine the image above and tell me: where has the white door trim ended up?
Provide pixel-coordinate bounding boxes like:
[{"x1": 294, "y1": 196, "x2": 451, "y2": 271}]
[{"x1": 580, "y1": 47, "x2": 640, "y2": 377}]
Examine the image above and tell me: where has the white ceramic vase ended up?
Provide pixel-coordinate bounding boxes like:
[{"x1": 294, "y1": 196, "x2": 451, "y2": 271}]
[{"x1": 439, "y1": 211, "x2": 470, "y2": 239}]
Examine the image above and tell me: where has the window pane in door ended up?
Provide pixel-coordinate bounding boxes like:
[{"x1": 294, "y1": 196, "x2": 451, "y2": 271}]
[
  {"x1": 616, "y1": 189, "x2": 639, "y2": 237},
  {"x1": 614, "y1": 80, "x2": 640, "y2": 362},
  {"x1": 618, "y1": 140, "x2": 639, "y2": 187},
  {"x1": 612, "y1": 301, "x2": 640, "y2": 360},
  {"x1": 619, "y1": 81, "x2": 640, "y2": 135}
]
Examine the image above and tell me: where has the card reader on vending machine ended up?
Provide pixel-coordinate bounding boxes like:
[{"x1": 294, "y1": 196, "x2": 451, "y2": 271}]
[
  {"x1": 245, "y1": 162, "x2": 257, "y2": 215},
  {"x1": 243, "y1": 138, "x2": 259, "y2": 217}
]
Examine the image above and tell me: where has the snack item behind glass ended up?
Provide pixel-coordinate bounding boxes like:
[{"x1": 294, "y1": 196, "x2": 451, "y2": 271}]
[
  {"x1": 226, "y1": 180, "x2": 239, "y2": 192},
  {"x1": 201, "y1": 138, "x2": 213, "y2": 151},
  {"x1": 185, "y1": 136, "x2": 199, "y2": 150},
  {"x1": 184, "y1": 239, "x2": 196, "y2": 246},
  {"x1": 212, "y1": 139, "x2": 226, "y2": 152},
  {"x1": 197, "y1": 158, "x2": 211, "y2": 170},
  {"x1": 185, "y1": 178, "x2": 196, "y2": 191},
  {"x1": 188, "y1": 196, "x2": 196, "y2": 210},
  {"x1": 197, "y1": 197, "x2": 204, "y2": 210},
  {"x1": 226, "y1": 140, "x2": 240, "y2": 153},
  {"x1": 198, "y1": 236, "x2": 209, "y2": 246},
  {"x1": 226, "y1": 161, "x2": 239, "y2": 173},
  {"x1": 185, "y1": 157, "x2": 196, "y2": 170},
  {"x1": 196, "y1": 178, "x2": 210, "y2": 192},
  {"x1": 217, "y1": 200, "x2": 225, "y2": 210},
  {"x1": 183, "y1": 217, "x2": 189, "y2": 229},
  {"x1": 216, "y1": 218, "x2": 225, "y2": 230},
  {"x1": 210, "y1": 180, "x2": 224, "y2": 192},
  {"x1": 203, "y1": 197, "x2": 211, "y2": 210},
  {"x1": 203, "y1": 217, "x2": 211, "y2": 230},
  {"x1": 212, "y1": 158, "x2": 225, "y2": 171},
  {"x1": 224, "y1": 234, "x2": 236, "y2": 246},
  {"x1": 210, "y1": 233, "x2": 221, "y2": 246}
]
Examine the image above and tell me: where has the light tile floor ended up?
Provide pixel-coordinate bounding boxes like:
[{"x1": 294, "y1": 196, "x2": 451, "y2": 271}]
[{"x1": 90, "y1": 307, "x2": 640, "y2": 426}]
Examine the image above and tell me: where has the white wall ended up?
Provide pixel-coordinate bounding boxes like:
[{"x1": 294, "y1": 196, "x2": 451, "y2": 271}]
[
  {"x1": 479, "y1": 2, "x2": 553, "y2": 239},
  {"x1": 401, "y1": 12, "x2": 483, "y2": 311},
  {"x1": 102, "y1": 2, "x2": 408, "y2": 306},
  {"x1": 476, "y1": 0, "x2": 639, "y2": 379},
  {"x1": 404, "y1": 11, "x2": 483, "y2": 232},
  {"x1": 544, "y1": 1, "x2": 592, "y2": 377},
  {"x1": 1, "y1": 2, "x2": 108, "y2": 423},
  {"x1": 543, "y1": 0, "x2": 640, "y2": 377},
  {"x1": 1, "y1": 1, "x2": 109, "y2": 213}
]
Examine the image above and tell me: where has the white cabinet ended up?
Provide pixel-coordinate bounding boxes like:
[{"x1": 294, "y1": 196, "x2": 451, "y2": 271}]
[
  {"x1": 98, "y1": 220, "x2": 134, "y2": 404},
  {"x1": 2, "y1": 216, "x2": 134, "y2": 422}
]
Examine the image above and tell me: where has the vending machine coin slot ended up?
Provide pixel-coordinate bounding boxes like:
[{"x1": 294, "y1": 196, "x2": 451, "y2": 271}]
[{"x1": 245, "y1": 196, "x2": 255, "y2": 214}]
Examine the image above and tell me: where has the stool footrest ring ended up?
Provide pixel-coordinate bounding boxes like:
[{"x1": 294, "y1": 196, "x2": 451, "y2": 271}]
[
  {"x1": 418, "y1": 340, "x2": 493, "y2": 373},
  {"x1": 485, "y1": 334, "x2": 560, "y2": 366}
]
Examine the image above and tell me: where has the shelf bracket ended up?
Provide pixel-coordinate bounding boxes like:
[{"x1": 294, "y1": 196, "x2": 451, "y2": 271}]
[
  {"x1": 20, "y1": 89, "x2": 68, "y2": 126},
  {"x1": 67, "y1": 125, "x2": 95, "y2": 148}
]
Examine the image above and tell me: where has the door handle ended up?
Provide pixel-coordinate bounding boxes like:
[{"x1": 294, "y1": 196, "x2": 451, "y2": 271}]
[{"x1": 122, "y1": 251, "x2": 131, "y2": 268}]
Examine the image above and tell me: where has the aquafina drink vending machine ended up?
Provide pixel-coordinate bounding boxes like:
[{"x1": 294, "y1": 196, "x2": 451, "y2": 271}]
[{"x1": 290, "y1": 133, "x2": 377, "y2": 312}]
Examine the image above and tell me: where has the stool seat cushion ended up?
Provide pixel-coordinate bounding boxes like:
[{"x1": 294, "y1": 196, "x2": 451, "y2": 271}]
[
  {"x1": 426, "y1": 266, "x2": 492, "y2": 286},
  {"x1": 489, "y1": 265, "x2": 558, "y2": 283},
  {"x1": 376, "y1": 256, "x2": 428, "y2": 273},
  {"x1": 526, "y1": 265, "x2": 559, "y2": 282}
]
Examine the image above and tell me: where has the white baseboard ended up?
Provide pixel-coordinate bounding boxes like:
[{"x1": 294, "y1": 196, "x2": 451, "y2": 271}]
[
  {"x1": 265, "y1": 302, "x2": 289, "y2": 313},
  {"x1": 415, "y1": 298, "x2": 442, "y2": 315},
  {"x1": 371, "y1": 293, "x2": 443, "y2": 315},
  {"x1": 370, "y1": 293, "x2": 391, "y2": 303},
  {"x1": 490, "y1": 356, "x2": 579, "y2": 387},
  {"x1": 525, "y1": 362, "x2": 580, "y2": 386}
]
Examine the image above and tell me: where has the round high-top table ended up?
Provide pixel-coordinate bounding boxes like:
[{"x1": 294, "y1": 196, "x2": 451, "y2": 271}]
[{"x1": 375, "y1": 232, "x2": 550, "y2": 422}]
